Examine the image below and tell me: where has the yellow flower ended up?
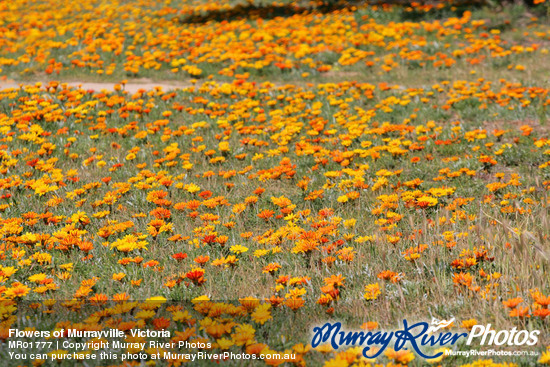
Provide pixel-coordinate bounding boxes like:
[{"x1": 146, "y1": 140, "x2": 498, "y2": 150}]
[
  {"x1": 1, "y1": 266, "x2": 18, "y2": 278},
  {"x1": 254, "y1": 249, "x2": 270, "y2": 257},
  {"x1": 251, "y1": 304, "x2": 272, "y2": 325},
  {"x1": 539, "y1": 350, "x2": 550, "y2": 365},
  {"x1": 184, "y1": 183, "x2": 200, "y2": 193},
  {"x1": 337, "y1": 195, "x2": 349, "y2": 203},
  {"x1": 323, "y1": 357, "x2": 349, "y2": 367},
  {"x1": 112, "y1": 273, "x2": 126, "y2": 281},
  {"x1": 416, "y1": 195, "x2": 438, "y2": 208},
  {"x1": 135, "y1": 310, "x2": 156, "y2": 319},
  {"x1": 364, "y1": 283, "x2": 381, "y2": 301},
  {"x1": 110, "y1": 235, "x2": 148, "y2": 253},
  {"x1": 232, "y1": 203, "x2": 246, "y2": 214},
  {"x1": 230, "y1": 245, "x2": 248, "y2": 254},
  {"x1": 217, "y1": 338, "x2": 234, "y2": 349},
  {"x1": 172, "y1": 310, "x2": 191, "y2": 323},
  {"x1": 428, "y1": 347, "x2": 450, "y2": 363},
  {"x1": 59, "y1": 263, "x2": 74, "y2": 271},
  {"x1": 32, "y1": 252, "x2": 52, "y2": 264},
  {"x1": 218, "y1": 141, "x2": 230, "y2": 152},
  {"x1": 28, "y1": 273, "x2": 47, "y2": 283},
  {"x1": 385, "y1": 348, "x2": 415, "y2": 364},
  {"x1": 343, "y1": 219, "x2": 356, "y2": 228},
  {"x1": 4, "y1": 283, "x2": 31, "y2": 298},
  {"x1": 231, "y1": 324, "x2": 256, "y2": 346},
  {"x1": 461, "y1": 318, "x2": 478, "y2": 330}
]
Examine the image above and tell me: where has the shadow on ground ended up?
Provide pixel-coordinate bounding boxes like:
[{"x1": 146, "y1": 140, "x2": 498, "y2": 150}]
[{"x1": 176, "y1": 0, "x2": 486, "y2": 24}]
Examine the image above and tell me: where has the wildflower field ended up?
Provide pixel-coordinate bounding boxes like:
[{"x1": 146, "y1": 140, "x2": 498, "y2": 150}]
[{"x1": 1, "y1": 0, "x2": 550, "y2": 365}]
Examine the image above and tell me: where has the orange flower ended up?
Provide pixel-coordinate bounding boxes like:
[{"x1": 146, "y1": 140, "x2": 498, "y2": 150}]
[
  {"x1": 509, "y1": 306, "x2": 530, "y2": 318},
  {"x1": 186, "y1": 268, "x2": 206, "y2": 285},
  {"x1": 262, "y1": 263, "x2": 281, "y2": 274},
  {"x1": 172, "y1": 252, "x2": 188, "y2": 261},
  {"x1": 152, "y1": 317, "x2": 170, "y2": 330},
  {"x1": 502, "y1": 297, "x2": 523, "y2": 309},
  {"x1": 533, "y1": 293, "x2": 550, "y2": 308},
  {"x1": 285, "y1": 298, "x2": 305, "y2": 311},
  {"x1": 257, "y1": 209, "x2": 274, "y2": 221}
]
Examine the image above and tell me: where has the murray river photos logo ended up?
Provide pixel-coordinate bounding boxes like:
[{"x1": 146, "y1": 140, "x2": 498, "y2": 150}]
[{"x1": 310, "y1": 318, "x2": 540, "y2": 359}]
